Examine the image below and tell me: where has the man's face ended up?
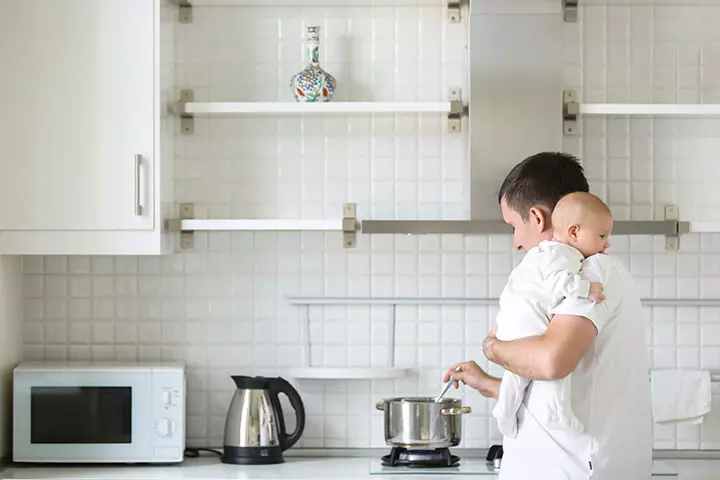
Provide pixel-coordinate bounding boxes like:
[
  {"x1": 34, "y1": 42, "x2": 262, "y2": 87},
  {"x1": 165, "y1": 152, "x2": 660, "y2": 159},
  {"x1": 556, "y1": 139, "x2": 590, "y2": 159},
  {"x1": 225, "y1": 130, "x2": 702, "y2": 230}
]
[{"x1": 500, "y1": 197, "x2": 553, "y2": 252}]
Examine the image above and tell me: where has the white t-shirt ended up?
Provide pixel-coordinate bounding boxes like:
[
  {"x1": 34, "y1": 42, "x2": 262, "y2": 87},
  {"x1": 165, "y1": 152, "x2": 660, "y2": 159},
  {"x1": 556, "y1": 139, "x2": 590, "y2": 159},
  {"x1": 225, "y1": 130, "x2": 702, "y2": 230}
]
[
  {"x1": 498, "y1": 254, "x2": 653, "y2": 480},
  {"x1": 493, "y1": 241, "x2": 589, "y2": 438}
]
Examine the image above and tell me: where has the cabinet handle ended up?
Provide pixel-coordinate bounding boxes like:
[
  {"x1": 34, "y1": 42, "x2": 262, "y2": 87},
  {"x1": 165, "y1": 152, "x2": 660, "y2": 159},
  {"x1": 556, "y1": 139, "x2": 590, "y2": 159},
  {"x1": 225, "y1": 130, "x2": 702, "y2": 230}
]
[{"x1": 134, "y1": 154, "x2": 143, "y2": 216}]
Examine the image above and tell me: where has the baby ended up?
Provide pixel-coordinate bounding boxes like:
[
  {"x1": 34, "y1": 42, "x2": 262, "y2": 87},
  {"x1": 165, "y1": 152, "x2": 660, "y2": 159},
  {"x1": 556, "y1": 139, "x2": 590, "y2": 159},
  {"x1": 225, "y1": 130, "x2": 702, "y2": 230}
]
[{"x1": 492, "y1": 191, "x2": 613, "y2": 438}]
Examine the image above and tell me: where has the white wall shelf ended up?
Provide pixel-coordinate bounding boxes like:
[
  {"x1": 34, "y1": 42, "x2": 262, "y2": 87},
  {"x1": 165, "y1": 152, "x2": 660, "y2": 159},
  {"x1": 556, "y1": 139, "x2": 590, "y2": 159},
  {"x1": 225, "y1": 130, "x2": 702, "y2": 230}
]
[
  {"x1": 179, "y1": 219, "x2": 342, "y2": 231},
  {"x1": 564, "y1": 91, "x2": 720, "y2": 134},
  {"x1": 579, "y1": 104, "x2": 720, "y2": 116},
  {"x1": 286, "y1": 296, "x2": 500, "y2": 306},
  {"x1": 172, "y1": 0, "x2": 468, "y2": 24},
  {"x1": 687, "y1": 222, "x2": 720, "y2": 234},
  {"x1": 169, "y1": 203, "x2": 359, "y2": 249},
  {"x1": 580, "y1": 0, "x2": 718, "y2": 5},
  {"x1": 287, "y1": 367, "x2": 412, "y2": 380},
  {"x1": 186, "y1": 0, "x2": 450, "y2": 5},
  {"x1": 289, "y1": 299, "x2": 409, "y2": 380},
  {"x1": 287, "y1": 297, "x2": 720, "y2": 307},
  {"x1": 182, "y1": 102, "x2": 453, "y2": 115},
  {"x1": 175, "y1": 89, "x2": 467, "y2": 134}
]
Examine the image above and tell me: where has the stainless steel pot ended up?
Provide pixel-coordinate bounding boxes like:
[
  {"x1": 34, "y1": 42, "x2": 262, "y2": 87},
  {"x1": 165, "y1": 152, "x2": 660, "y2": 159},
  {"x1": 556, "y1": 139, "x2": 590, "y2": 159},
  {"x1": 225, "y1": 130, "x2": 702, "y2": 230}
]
[{"x1": 375, "y1": 397, "x2": 472, "y2": 449}]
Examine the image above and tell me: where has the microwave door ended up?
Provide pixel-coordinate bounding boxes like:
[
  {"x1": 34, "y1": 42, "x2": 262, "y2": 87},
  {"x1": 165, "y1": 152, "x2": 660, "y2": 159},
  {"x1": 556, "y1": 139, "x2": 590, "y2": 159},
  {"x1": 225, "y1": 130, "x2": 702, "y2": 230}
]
[
  {"x1": 14, "y1": 372, "x2": 153, "y2": 463},
  {"x1": 31, "y1": 386, "x2": 132, "y2": 444}
]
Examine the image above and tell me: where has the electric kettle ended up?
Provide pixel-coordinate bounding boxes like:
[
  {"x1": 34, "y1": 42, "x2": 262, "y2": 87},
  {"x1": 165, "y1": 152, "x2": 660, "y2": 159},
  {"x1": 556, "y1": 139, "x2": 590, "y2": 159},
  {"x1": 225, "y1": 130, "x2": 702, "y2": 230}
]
[{"x1": 221, "y1": 375, "x2": 305, "y2": 465}]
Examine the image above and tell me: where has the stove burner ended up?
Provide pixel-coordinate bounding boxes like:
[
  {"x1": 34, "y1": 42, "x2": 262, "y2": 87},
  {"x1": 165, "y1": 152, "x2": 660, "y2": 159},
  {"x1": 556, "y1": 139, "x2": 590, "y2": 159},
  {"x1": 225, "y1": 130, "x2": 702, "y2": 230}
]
[{"x1": 381, "y1": 447, "x2": 460, "y2": 468}]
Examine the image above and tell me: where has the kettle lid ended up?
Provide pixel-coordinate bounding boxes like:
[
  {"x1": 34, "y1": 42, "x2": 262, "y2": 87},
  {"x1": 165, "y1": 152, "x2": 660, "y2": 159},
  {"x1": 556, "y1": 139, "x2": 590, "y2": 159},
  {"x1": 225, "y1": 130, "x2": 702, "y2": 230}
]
[{"x1": 231, "y1": 375, "x2": 270, "y2": 390}]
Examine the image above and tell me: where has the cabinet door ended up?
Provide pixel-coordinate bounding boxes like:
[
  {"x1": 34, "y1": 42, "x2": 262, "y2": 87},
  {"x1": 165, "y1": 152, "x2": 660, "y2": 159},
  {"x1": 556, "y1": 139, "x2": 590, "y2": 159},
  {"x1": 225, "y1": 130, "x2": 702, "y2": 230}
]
[{"x1": 0, "y1": 0, "x2": 154, "y2": 231}]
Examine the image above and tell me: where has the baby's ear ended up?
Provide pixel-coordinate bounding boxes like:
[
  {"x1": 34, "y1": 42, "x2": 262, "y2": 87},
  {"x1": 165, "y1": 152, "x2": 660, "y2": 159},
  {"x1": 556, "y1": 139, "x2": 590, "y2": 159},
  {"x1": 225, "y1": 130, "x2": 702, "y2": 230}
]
[{"x1": 568, "y1": 224, "x2": 580, "y2": 241}]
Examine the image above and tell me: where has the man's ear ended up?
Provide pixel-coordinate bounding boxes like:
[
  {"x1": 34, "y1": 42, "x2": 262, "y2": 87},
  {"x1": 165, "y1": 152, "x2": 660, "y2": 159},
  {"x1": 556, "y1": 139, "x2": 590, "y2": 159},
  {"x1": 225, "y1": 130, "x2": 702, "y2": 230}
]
[
  {"x1": 528, "y1": 206, "x2": 550, "y2": 233},
  {"x1": 568, "y1": 224, "x2": 579, "y2": 241}
]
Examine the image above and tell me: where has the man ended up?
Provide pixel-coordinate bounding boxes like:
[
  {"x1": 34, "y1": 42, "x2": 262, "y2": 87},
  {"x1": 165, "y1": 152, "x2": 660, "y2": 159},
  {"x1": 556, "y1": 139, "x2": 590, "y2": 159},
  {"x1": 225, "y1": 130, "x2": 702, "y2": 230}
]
[{"x1": 445, "y1": 152, "x2": 652, "y2": 479}]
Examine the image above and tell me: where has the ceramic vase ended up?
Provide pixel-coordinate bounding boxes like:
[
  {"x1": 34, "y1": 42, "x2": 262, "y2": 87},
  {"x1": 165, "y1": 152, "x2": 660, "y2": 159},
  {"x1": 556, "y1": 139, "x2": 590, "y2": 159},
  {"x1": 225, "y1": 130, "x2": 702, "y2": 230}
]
[{"x1": 290, "y1": 26, "x2": 336, "y2": 102}]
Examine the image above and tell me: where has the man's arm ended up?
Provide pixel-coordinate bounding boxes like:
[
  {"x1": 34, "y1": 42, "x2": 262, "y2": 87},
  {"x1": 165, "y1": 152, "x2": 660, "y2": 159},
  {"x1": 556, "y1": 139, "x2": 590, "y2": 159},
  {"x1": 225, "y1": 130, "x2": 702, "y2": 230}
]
[
  {"x1": 486, "y1": 255, "x2": 617, "y2": 381},
  {"x1": 483, "y1": 314, "x2": 597, "y2": 381}
]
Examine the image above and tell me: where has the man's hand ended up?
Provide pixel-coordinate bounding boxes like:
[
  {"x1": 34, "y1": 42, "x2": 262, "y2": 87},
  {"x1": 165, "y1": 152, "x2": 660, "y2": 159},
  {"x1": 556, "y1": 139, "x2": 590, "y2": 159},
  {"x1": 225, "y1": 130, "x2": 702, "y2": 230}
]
[
  {"x1": 443, "y1": 361, "x2": 500, "y2": 399},
  {"x1": 588, "y1": 282, "x2": 605, "y2": 303},
  {"x1": 483, "y1": 333, "x2": 498, "y2": 364}
]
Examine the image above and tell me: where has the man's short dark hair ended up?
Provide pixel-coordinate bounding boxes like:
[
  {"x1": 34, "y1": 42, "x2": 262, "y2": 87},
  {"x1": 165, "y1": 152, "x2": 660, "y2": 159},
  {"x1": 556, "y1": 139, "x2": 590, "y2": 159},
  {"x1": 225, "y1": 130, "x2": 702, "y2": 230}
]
[{"x1": 497, "y1": 152, "x2": 589, "y2": 220}]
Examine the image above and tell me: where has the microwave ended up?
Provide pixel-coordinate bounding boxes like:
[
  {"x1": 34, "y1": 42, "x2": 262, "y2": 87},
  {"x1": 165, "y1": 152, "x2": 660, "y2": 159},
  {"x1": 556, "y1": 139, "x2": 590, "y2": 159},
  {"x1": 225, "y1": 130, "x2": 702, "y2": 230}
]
[{"x1": 13, "y1": 362, "x2": 185, "y2": 464}]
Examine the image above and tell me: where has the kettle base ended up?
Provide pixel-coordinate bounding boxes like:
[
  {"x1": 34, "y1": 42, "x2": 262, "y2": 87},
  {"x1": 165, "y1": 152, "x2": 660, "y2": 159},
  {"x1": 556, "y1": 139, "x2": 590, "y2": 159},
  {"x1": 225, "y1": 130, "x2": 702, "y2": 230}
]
[{"x1": 221, "y1": 446, "x2": 284, "y2": 465}]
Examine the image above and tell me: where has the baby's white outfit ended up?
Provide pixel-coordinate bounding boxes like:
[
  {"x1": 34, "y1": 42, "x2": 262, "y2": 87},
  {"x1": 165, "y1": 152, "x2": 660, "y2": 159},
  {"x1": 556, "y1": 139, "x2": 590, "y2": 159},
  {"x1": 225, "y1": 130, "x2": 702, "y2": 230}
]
[{"x1": 492, "y1": 240, "x2": 588, "y2": 438}]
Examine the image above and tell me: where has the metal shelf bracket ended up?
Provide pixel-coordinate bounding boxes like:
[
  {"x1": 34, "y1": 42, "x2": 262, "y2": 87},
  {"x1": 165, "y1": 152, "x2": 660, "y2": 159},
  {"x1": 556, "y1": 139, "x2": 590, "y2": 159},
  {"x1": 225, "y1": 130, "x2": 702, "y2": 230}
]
[
  {"x1": 563, "y1": 90, "x2": 579, "y2": 135},
  {"x1": 176, "y1": 90, "x2": 194, "y2": 135},
  {"x1": 343, "y1": 203, "x2": 358, "y2": 248},
  {"x1": 563, "y1": 0, "x2": 578, "y2": 23},
  {"x1": 448, "y1": 88, "x2": 467, "y2": 133},
  {"x1": 167, "y1": 203, "x2": 195, "y2": 249},
  {"x1": 171, "y1": 0, "x2": 193, "y2": 23},
  {"x1": 665, "y1": 205, "x2": 680, "y2": 251},
  {"x1": 447, "y1": 0, "x2": 467, "y2": 23}
]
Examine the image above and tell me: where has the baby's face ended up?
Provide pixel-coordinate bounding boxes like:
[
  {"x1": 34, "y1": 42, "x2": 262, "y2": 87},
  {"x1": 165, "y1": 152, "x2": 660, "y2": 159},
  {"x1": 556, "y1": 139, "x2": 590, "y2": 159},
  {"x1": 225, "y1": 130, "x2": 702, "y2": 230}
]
[{"x1": 575, "y1": 215, "x2": 613, "y2": 257}]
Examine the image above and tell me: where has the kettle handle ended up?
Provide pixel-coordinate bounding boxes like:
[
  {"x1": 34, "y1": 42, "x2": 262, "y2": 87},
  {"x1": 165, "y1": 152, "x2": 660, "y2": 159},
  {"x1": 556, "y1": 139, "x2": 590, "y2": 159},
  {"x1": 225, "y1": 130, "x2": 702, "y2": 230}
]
[{"x1": 268, "y1": 377, "x2": 306, "y2": 451}]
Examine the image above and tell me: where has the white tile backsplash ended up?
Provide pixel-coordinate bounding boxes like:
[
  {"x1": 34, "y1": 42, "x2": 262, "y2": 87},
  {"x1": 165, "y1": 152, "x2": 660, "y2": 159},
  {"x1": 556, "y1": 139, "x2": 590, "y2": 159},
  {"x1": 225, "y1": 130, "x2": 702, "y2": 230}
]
[{"x1": 17, "y1": 2, "x2": 720, "y2": 450}]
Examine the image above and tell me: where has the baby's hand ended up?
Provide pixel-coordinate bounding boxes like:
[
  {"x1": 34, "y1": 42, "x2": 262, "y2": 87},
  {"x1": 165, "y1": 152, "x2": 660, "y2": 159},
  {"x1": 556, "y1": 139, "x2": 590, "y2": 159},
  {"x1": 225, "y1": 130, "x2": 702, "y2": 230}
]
[{"x1": 588, "y1": 282, "x2": 605, "y2": 303}]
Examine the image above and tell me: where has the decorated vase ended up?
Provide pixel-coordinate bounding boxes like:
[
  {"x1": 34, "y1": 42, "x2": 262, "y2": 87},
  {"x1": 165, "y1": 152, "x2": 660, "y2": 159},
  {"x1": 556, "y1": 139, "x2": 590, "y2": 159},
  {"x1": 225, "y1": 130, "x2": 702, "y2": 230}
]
[{"x1": 290, "y1": 26, "x2": 336, "y2": 102}]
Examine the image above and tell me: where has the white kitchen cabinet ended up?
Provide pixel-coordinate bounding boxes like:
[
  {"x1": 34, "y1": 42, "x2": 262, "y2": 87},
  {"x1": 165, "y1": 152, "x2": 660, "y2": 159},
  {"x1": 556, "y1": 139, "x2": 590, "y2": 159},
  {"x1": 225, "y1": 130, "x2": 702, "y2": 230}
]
[
  {"x1": 0, "y1": 256, "x2": 21, "y2": 461},
  {"x1": 0, "y1": 0, "x2": 174, "y2": 255}
]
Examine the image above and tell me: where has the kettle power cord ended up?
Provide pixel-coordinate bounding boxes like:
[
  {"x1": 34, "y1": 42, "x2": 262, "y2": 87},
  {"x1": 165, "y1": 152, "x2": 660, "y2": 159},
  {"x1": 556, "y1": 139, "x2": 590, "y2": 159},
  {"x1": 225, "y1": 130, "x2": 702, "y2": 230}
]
[{"x1": 184, "y1": 447, "x2": 223, "y2": 458}]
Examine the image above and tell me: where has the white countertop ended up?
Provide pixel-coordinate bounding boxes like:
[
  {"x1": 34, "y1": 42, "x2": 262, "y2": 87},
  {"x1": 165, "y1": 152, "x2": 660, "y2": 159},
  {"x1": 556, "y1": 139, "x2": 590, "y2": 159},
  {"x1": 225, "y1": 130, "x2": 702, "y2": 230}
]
[{"x1": 0, "y1": 456, "x2": 718, "y2": 480}]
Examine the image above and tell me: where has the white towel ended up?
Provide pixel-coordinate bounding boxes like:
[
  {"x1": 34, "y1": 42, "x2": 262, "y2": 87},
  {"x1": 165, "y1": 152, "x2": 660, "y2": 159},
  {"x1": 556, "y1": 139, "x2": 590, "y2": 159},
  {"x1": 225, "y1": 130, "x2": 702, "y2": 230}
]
[{"x1": 650, "y1": 369, "x2": 712, "y2": 425}]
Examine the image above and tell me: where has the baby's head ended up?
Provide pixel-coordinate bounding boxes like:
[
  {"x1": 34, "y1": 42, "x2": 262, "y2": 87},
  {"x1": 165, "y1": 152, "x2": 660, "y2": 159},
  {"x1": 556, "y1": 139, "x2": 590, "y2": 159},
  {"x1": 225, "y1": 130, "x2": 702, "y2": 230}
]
[{"x1": 552, "y1": 192, "x2": 613, "y2": 258}]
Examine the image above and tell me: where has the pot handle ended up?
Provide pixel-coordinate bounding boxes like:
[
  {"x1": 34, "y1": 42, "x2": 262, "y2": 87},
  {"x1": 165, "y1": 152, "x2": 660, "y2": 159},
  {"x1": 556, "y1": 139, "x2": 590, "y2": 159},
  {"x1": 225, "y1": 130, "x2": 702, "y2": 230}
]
[
  {"x1": 376, "y1": 401, "x2": 384, "y2": 411},
  {"x1": 441, "y1": 406, "x2": 472, "y2": 416}
]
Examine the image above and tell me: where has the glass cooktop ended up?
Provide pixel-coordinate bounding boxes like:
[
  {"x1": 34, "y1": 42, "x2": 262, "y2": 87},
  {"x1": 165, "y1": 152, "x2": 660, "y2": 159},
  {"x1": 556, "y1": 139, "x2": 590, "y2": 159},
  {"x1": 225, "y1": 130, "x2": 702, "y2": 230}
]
[
  {"x1": 369, "y1": 459, "x2": 678, "y2": 476},
  {"x1": 370, "y1": 458, "x2": 496, "y2": 475}
]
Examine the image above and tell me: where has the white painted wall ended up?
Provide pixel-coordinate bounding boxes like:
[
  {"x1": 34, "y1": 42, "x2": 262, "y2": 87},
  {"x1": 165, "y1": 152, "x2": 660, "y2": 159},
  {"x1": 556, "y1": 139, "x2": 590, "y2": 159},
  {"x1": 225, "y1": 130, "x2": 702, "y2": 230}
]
[{"x1": 0, "y1": 256, "x2": 21, "y2": 458}]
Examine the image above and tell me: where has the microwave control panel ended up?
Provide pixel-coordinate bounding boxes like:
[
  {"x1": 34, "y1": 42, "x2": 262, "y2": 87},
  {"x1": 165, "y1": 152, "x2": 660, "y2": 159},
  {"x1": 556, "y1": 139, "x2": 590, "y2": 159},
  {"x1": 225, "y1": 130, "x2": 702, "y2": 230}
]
[{"x1": 151, "y1": 369, "x2": 185, "y2": 449}]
